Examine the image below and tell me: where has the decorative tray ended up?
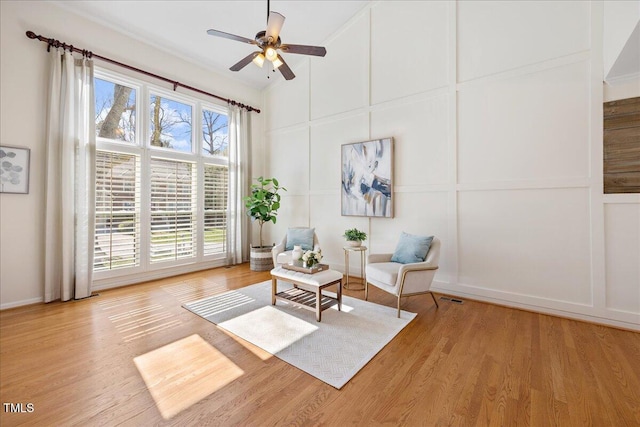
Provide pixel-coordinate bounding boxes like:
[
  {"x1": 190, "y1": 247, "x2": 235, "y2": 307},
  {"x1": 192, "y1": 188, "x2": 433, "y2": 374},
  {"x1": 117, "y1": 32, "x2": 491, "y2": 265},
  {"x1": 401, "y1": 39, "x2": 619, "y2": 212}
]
[{"x1": 281, "y1": 263, "x2": 329, "y2": 274}]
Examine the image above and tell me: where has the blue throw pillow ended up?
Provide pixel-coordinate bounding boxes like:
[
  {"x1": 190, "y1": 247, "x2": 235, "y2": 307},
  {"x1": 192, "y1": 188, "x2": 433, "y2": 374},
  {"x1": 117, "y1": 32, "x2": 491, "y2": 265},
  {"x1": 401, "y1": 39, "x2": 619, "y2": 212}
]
[
  {"x1": 285, "y1": 228, "x2": 315, "y2": 251},
  {"x1": 391, "y1": 232, "x2": 433, "y2": 264}
]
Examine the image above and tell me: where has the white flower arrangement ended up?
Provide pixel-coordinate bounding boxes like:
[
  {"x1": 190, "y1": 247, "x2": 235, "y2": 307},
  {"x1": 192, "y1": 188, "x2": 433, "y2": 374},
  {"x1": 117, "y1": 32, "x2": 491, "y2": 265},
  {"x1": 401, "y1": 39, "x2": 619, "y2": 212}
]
[{"x1": 301, "y1": 249, "x2": 322, "y2": 266}]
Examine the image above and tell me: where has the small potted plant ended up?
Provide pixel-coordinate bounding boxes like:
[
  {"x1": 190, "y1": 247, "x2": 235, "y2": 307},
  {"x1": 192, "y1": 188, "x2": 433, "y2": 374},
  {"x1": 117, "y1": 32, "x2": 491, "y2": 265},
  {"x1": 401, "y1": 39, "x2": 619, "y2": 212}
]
[{"x1": 343, "y1": 228, "x2": 367, "y2": 247}]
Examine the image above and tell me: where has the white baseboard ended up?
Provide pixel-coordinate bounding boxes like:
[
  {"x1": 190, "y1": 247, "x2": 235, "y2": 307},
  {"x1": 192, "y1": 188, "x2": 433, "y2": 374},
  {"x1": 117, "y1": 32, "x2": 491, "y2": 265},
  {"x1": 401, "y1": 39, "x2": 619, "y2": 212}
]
[
  {"x1": 431, "y1": 281, "x2": 640, "y2": 331},
  {"x1": 1, "y1": 260, "x2": 227, "y2": 310},
  {"x1": 92, "y1": 260, "x2": 227, "y2": 291},
  {"x1": 1, "y1": 296, "x2": 44, "y2": 310}
]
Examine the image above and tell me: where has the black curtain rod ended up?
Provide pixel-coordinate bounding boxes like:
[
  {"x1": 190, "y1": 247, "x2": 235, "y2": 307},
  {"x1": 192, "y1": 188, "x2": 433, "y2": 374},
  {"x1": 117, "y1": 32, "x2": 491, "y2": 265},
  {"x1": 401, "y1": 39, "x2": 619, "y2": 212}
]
[{"x1": 26, "y1": 31, "x2": 261, "y2": 113}]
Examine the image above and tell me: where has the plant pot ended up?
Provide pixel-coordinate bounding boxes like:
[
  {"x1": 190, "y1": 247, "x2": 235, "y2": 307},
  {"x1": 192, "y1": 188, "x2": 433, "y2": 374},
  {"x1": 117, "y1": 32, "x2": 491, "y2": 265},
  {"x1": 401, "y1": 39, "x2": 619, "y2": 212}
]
[
  {"x1": 346, "y1": 240, "x2": 362, "y2": 248},
  {"x1": 250, "y1": 245, "x2": 274, "y2": 271}
]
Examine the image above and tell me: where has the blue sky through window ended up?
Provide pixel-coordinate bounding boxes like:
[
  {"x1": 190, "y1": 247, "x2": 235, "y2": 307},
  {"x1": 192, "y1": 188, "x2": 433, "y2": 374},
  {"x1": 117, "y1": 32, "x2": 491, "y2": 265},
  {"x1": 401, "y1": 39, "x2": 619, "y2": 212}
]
[
  {"x1": 150, "y1": 95, "x2": 192, "y2": 152},
  {"x1": 95, "y1": 77, "x2": 228, "y2": 156}
]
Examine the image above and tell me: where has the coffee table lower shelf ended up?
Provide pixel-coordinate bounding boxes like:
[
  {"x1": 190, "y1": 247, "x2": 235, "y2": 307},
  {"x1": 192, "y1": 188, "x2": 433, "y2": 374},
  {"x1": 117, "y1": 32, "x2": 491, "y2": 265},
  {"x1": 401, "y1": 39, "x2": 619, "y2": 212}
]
[
  {"x1": 271, "y1": 267, "x2": 343, "y2": 322},
  {"x1": 275, "y1": 287, "x2": 340, "y2": 312}
]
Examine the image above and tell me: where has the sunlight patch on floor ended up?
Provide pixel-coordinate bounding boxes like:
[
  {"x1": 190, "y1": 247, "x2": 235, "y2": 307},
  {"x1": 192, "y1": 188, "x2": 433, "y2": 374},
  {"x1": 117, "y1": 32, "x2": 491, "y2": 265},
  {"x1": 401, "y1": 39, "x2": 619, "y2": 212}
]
[
  {"x1": 330, "y1": 303, "x2": 354, "y2": 313},
  {"x1": 96, "y1": 292, "x2": 149, "y2": 310},
  {"x1": 161, "y1": 279, "x2": 229, "y2": 303},
  {"x1": 99, "y1": 295, "x2": 183, "y2": 342},
  {"x1": 320, "y1": 291, "x2": 355, "y2": 312},
  {"x1": 134, "y1": 334, "x2": 244, "y2": 419},
  {"x1": 184, "y1": 290, "x2": 255, "y2": 317},
  {"x1": 219, "y1": 306, "x2": 319, "y2": 354}
]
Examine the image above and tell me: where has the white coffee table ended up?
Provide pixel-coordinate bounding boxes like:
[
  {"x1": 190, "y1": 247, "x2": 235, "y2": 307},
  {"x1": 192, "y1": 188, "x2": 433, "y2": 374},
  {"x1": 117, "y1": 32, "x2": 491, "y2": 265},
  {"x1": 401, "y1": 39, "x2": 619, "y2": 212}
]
[{"x1": 270, "y1": 266, "x2": 343, "y2": 322}]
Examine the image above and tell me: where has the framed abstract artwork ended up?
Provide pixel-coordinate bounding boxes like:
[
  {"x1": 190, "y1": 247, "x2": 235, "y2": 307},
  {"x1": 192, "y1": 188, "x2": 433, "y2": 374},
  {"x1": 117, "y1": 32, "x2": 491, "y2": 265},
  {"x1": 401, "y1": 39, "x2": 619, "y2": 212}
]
[
  {"x1": 341, "y1": 137, "x2": 393, "y2": 217},
  {"x1": 0, "y1": 145, "x2": 30, "y2": 194}
]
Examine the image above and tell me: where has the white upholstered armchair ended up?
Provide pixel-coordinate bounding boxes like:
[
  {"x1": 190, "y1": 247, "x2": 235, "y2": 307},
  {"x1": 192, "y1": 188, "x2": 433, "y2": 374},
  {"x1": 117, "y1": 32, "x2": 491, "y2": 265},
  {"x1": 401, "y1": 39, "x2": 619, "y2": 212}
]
[
  {"x1": 272, "y1": 227, "x2": 321, "y2": 266},
  {"x1": 365, "y1": 236, "x2": 440, "y2": 317}
]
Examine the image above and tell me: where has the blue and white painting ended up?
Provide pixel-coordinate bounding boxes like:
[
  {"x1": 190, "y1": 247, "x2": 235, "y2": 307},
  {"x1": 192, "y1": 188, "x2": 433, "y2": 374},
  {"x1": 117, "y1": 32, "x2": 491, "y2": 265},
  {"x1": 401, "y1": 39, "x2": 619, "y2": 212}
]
[{"x1": 341, "y1": 138, "x2": 393, "y2": 217}]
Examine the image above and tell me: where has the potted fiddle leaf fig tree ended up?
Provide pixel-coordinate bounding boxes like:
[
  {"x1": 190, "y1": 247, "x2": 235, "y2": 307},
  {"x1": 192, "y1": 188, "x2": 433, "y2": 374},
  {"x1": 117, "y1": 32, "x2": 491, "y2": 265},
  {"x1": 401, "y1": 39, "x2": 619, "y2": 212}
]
[{"x1": 244, "y1": 176, "x2": 286, "y2": 271}]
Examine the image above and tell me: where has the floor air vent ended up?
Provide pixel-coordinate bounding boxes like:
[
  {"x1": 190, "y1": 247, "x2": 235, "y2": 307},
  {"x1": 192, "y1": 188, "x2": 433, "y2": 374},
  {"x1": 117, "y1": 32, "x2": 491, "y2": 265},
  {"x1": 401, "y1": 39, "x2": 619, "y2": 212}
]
[{"x1": 440, "y1": 296, "x2": 464, "y2": 304}]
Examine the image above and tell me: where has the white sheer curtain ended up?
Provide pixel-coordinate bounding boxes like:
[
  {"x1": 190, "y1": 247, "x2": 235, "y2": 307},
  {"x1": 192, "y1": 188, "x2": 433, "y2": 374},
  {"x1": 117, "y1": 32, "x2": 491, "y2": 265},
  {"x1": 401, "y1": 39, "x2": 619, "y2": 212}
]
[
  {"x1": 44, "y1": 50, "x2": 96, "y2": 302},
  {"x1": 226, "y1": 106, "x2": 250, "y2": 265}
]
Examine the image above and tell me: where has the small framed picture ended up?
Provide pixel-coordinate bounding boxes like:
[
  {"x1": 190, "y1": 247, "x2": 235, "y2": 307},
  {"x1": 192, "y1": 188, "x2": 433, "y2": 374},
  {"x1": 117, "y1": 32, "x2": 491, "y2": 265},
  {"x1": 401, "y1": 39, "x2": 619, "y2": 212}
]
[{"x1": 0, "y1": 145, "x2": 30, "y2": 194}]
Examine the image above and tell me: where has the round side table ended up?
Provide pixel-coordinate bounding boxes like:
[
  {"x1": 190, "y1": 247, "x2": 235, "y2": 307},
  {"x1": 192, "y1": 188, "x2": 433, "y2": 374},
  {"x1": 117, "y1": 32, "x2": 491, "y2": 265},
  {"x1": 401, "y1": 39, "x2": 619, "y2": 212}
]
[{"x1": 343, "y1": 246, "x2": 367, "y2": 290}]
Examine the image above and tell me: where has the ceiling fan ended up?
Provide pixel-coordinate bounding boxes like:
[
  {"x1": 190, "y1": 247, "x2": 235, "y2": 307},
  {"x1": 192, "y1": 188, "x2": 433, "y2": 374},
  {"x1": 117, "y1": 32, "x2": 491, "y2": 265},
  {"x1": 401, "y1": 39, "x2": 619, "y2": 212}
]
[{"x1": 206, "y1": 0, "x2": 327, "y2": 80}]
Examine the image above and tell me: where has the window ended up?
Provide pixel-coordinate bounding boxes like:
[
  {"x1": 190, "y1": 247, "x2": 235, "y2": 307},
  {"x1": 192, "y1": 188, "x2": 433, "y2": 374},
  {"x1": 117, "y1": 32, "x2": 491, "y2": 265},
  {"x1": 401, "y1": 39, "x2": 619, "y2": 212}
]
[
  {"x1": 95, "y1": 78, "x2": 136, "y2": 143},
  {"x1": 93, "y1": 70, "x2": 230, "y2": 278},
  {"x1": 149, "y1": 94, "x2": 193, "y2": 152},
  {"x1": 204, "y1": 164, "x2": 228, "y2": 256},
  {"x1": 202, "y1": 108, "x2": 229, "y2": 156},
  {"x1": 94, "y1": 151, "x2": 140, "y2": 271},
  {"x1": 150, "y1": 158, "x2": 197, "y2": 262}
]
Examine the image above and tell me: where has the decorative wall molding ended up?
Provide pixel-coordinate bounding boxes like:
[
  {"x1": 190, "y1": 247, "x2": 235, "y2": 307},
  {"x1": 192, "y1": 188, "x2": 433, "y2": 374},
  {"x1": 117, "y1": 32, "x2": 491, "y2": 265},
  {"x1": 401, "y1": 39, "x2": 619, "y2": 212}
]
[{"x1": 263, "y1": 1, "x2": 639, "y2": 329}]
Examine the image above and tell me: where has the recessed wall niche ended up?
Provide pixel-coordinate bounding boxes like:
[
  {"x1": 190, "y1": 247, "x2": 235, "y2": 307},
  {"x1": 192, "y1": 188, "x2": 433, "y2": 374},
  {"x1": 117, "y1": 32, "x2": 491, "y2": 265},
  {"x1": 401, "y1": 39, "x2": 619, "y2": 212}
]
[{"x1": 604, "y1": 96, "x2": 640, "y2": 194}]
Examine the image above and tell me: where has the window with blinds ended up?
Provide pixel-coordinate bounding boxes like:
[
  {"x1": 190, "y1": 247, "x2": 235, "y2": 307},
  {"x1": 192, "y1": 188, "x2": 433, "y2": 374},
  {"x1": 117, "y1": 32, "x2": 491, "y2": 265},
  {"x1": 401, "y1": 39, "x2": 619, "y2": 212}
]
[
  {"x1": 93, "y1": 70, "x2": 231, "y2": 279},
  {"x1": 204, "y1": 164, "x2": 228, "y2": 256},
  {"x1": 94, "y1": 150, "x2": 141, "y2": 271},
  {"x1": 150, "y1": 158, "x2": 197, "y2": 263}
]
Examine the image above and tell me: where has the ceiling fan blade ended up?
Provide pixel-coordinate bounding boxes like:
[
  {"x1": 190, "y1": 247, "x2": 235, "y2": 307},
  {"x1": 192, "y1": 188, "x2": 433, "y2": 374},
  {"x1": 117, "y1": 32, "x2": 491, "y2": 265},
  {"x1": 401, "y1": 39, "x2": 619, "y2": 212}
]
[
  {"x1": 276, "y1": 55, "x2": 295, "y2": 80},
  {"x1": 230, "y1": 52, "x2": 261, "y2": 71},
  {"x1": 266, "y1": 11, "x2": 285, "y2": 41},
  {"x1": 280, "y1": 44, "x2": 327, "y2": 57},
  {"x1": 207, "y1": 29, "x2": 256, "y2": 45}
]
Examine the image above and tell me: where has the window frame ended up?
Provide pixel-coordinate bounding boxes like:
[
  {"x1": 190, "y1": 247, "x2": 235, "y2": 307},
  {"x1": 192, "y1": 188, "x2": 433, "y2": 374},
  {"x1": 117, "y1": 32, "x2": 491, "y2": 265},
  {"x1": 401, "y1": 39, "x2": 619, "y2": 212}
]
[{"x1": 93, "y1": 68, "x2": 231, "y2": 283}]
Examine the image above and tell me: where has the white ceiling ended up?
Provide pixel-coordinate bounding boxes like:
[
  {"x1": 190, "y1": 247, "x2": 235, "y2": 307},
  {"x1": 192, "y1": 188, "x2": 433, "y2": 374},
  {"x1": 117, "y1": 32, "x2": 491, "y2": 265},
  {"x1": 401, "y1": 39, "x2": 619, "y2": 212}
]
[
  {"x1": 53, "y1": 0, "x2": 370, "y2": 89},
  {"x1": 606, "y1": 22, "x2": 640, "y2": 83}
]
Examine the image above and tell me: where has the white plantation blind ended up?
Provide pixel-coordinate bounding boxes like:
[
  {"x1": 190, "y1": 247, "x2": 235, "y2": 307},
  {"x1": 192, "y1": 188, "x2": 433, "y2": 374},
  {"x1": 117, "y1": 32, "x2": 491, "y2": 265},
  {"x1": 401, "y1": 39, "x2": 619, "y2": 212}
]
[
  {"x1": 204, "y1": 164, "x2": 229, "y2": 256},
  {"x1": 150, "y1": 158, "x2": 197, "y2": 263},
  {"x1": 94, "y1": 151, "x2": 141, "y2": 271}
]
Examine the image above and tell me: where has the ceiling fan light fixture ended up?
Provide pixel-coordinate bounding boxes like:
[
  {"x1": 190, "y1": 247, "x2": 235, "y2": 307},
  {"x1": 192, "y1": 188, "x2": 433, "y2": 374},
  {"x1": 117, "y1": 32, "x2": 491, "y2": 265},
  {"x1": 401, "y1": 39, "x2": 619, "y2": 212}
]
[
  {"x1": 265, "y1": 47, "x2": 278, "y2": 61},
  {"x1": 252, "y1": 53, "x2": 265, "y2": 67},
  {"x1": 272, "y1": 56, "x2": 283, "y2": 69}
]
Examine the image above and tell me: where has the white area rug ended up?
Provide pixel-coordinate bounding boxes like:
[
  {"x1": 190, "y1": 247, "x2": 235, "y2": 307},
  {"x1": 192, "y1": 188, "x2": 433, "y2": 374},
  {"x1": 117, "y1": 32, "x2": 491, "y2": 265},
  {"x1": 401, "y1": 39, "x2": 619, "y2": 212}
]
[{"x1": 183, "y1": 280, "x2": 416, "y2": 389}]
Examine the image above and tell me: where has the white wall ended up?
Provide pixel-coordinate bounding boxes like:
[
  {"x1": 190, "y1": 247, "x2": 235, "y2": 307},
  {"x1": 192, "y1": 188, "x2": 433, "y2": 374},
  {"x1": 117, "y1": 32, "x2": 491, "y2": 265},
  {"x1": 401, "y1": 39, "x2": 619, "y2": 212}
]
[
  {"x1": 263, "y1": 1, "x2": 640, "y2": 330},
  {"x1": 0, "y1": 1, "x2": 263, "y2": 308},
  {"x1": 603, "y1": 74, "x2": 640, "y2": 327}
]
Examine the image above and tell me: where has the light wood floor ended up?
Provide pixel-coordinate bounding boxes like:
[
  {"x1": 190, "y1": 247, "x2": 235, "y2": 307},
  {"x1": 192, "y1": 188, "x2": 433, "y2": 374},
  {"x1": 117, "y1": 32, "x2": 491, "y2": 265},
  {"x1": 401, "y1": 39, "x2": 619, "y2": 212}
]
[{"x1": 1, "y1": 264, "x2": 638, "y2": 426}]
